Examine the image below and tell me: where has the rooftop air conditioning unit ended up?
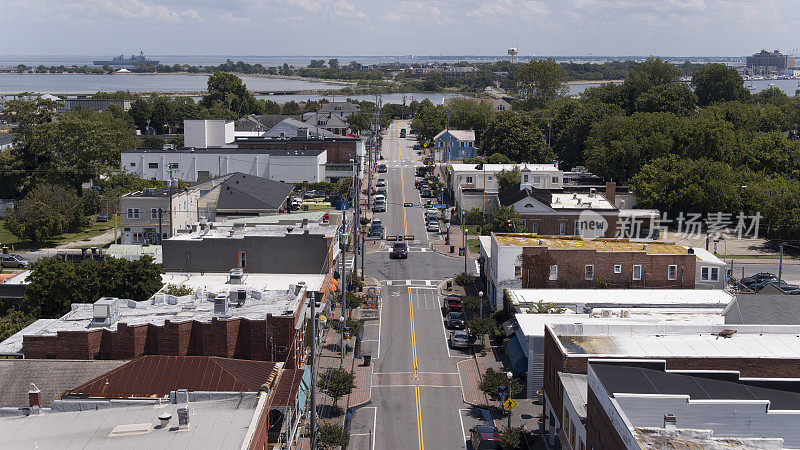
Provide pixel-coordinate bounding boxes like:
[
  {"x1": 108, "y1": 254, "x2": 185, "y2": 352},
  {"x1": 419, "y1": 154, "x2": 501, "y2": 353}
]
[
  {"x1": 213, "y1": 294, "x2": 230, "y2": 317},
  {"x1": 229, "y1": 268, "x2": 243, "y2": 285},
  {"x1": 601, "y1": 309, "x2": 612, "y2": 318},
  {"x1": 91, "y1": 297, "x2": 119, "y2": 327}
]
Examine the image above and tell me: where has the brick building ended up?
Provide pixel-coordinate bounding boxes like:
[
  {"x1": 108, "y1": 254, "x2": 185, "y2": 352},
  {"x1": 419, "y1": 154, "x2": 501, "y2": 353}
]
[
  {"x1": 482, "y1": 234, "x2": 727, "y2": 308},
  {"x1": 4, "y1": 281, "x2": 309, "y2": 368},
  {"x1": 541, "y1": 323, "x2": 800, "y2": 449}
]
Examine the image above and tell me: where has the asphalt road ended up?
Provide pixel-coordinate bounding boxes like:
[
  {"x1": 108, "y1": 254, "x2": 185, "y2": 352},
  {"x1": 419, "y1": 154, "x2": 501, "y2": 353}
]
[{"x1": 349, "y1": 121, "x2": 492, "y2": 449}]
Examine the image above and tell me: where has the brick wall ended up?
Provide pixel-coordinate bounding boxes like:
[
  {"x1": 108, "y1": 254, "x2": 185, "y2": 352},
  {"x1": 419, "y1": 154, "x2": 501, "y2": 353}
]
[
  {"x1": 521, "y1": 246, "x2": 696, "y2": 289},
  {"x1": 22, "y1": 315, "x2": 304, "y2": 367},
  {"x1": 519, "y1": 213, "x2": 619, "y2": 238},
  {"x1": 238, "y1": 140, "x2": 357, "y2": 164},
  {"x1": 585, "y1": 387, "x2": 628, "y2": 450}
]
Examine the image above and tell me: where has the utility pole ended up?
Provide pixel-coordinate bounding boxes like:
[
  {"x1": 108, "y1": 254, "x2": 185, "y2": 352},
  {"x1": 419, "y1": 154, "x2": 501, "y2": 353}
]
[
  {"x1": 462, "y1": 210, "x2": 467, "y2": 274},
  {"x1": 158, "y1": 208, "x2": 163, "y2": 244},
  {"x1": 340, "y1": 213, "x2": 347, "y2": 322},
  {"x1": 779, "y1": 240, "x2": 784, "y2": 284},
  {"x1": 309, "y1": 287, "x2": 318, "y2": 450},
  {"x1": 445, "y1": 106, "x2": 450, "y2": 164}
]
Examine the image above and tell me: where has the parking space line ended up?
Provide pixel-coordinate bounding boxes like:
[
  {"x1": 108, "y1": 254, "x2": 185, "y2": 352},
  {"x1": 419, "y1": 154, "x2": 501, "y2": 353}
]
[{"x1": 459, "y1": 409, "x2": 470, "y2": 447}]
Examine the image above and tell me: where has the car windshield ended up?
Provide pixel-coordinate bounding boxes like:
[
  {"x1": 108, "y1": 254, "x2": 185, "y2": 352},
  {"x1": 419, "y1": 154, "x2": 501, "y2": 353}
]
[
  {"x1": 393, "y1": 243, "x2": 406, "y2": 250},
  {"x1": 454, "y1": 331, "x2": 469, "y2": 338},
  {"x1": 450, "y1": 312, "x2": 463, "y2": 320}
]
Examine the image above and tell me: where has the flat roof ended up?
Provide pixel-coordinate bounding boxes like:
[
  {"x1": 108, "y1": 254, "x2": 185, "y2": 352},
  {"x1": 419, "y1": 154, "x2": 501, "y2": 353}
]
[
  {"x1": 558, "y1": 372, "x2": 588, "y2": 418},
  {"x1": 124, "y1": 147, "x2": 325, "y2": 156},
  {"x1": 218, "y1": 211, "x2": 325, "y2": 227},
  {"x1": 509, "y1": 289, "x2": 733, "y2": 309},
  {"x1": 550, "y1": 192, "x2": 615, "y2": 210},
  {"x1": 593, "y1": 363, "x2": 800, "y2": 410},
  {"x1": 169, "y1": 223, "x2": 337, "y2": 240},
  {"x1": 494, "y1": 234, "x2": 689, "y2": 255},
  {"x1": 449, "y1": 163, "x2": 559, "y2": 173},
  {"x1": 7, "y1": 284, "x2": 306, "y2": 340},
  {"x1": 0, "y1": 395, "x2": 260, "y2": 449},
  {"x1": 162, "y1": 272, "x2": 327, "y2": 293},
  {"x1": 551, "y1": 323, "x2": 800, "y2": 359}
]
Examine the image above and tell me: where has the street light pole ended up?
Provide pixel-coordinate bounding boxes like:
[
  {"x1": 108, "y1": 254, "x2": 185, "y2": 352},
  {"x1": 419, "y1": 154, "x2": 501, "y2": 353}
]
[
  {"x1": 479, "y1": 290, "x2": 484, "y2": 318},
  {"x1": 339, "y1": 315, "x2": 346, "y2": 366},
  {"x1": 506, "y1": 371, "x2": 513, "y2": 429}
]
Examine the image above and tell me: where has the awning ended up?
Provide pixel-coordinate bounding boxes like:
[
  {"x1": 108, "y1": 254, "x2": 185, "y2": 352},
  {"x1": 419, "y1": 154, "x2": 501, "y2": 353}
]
[{"x1": 505, "y1": 335, "x2": 528, "y2": 373}]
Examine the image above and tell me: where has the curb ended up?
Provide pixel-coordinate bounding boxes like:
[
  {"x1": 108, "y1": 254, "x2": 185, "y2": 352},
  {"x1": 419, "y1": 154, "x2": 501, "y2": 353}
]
[{"x1": 438, "y1": 278, "x2": 453, "y2": 297}]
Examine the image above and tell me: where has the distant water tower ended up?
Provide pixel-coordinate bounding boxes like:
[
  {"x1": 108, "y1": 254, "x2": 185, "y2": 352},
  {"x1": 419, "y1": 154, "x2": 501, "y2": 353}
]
[{"x1": 508, "y1": 47, "x2": 518, "y2": 63}]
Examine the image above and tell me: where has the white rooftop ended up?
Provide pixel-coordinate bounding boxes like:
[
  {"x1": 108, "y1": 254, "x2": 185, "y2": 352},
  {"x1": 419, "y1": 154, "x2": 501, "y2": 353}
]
[
  {"x1": 434, "y1": 129, "x2": 476, "y2": 141},
  {"x1": 550, "y1": 323, "x2": 800, "y2": 358},
  {"x1": 509, "y1": 289, "x2": 733, "y2": 310},
  {"x1": 0, "y1": 395, "x2": 261, "y2": 449},
  {"x1": 550, "y1": 192, "x2": 615, "y2": 210},
  {"x1": 169, "y1": 222, "x2": 337, "y2": 240},
  {"x1": 689, "y1": 246, "x2": 726, "y2": 265},
  {"x1": 559, "y1": 372, "x2": 588, "y2": 418},
  {"x1": 162, "y1": 272, "x2": 327, "y2": 293},
  {"x1": 449, "y1": 163, "x2": 559, "y2": 173}
]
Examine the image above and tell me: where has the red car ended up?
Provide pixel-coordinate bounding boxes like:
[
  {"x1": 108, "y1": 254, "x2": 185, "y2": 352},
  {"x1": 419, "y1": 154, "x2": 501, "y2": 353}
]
[
  {"x1": 470, "y1": 426, "x2": 500, "y2": 449},
  {"x1": 444, "y1": 296, "x2": 463, "y2": 313}
]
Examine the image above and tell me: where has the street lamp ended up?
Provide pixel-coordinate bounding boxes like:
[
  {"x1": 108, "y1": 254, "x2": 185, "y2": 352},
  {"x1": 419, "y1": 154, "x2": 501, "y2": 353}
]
[
  {"x1": 506, "y1": 371, "x2": 513, "y2": 429},
  {"x1": 478, "y1": 291, "x2": 484, "y2": 318}
]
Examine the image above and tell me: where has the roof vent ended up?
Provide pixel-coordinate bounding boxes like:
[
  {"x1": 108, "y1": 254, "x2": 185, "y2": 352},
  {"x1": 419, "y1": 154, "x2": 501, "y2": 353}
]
[
  {"x1": 213, "y1": 294, "x2": 230, "y2": 317},
  {"x1": 157, "y1": 412, "x2": 172, "y2": 429},
  {"x1": 589, "y1": 188, "x2": 596, "y2": 197},
  {"x1": 688, "y1": 248, "x2": 694, "y2": 254}
]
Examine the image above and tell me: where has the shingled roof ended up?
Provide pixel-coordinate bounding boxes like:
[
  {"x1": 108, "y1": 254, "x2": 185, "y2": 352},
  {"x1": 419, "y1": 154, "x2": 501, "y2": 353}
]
[
  {"x1": 215, "y1": 172, "x2": 295, "y2": 211},
  {"x1": 67, "y1": 355, "x2": 280, "y2": 398}
]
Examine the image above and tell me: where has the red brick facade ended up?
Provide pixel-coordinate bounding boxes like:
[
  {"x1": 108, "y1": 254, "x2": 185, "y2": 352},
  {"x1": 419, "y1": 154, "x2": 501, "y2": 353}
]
[
  {"x1": 238, "y1": 140, "x2": 358, "y2": 164},
  {"x1": 23, "y1": 311, "x2": 307, "y2": 368},
  {"x1": 519, "y1": 213, "x2": 619, "y2": 238},
  {"x1": 585, "y1": 388, "x2": 628, "y2": 450},
  {"x1": 521, "y1": 246, "x2": 696, "y2": 289}
]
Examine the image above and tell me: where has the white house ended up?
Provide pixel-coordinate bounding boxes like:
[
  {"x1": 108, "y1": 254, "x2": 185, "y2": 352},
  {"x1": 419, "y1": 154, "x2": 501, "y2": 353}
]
[{"x1": 448, "y1": 163, "x2": 563, "y2": 213}]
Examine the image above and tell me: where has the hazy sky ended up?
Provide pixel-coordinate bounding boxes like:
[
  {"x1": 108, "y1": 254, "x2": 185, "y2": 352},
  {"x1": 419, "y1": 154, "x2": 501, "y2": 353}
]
[{"x1": 2, "y1": 0, "x2": 799, "y2": 56}]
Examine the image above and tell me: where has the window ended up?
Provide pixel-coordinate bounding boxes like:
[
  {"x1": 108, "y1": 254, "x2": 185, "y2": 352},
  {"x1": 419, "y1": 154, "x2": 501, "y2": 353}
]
[
  {"x1": 549, "y1": 265, "x2": 558, "y2": 281},
  {"x1": 571, "y1": 423, "x2": 576, "y2": 448},
  {"x1": 585, "y1": 265, "x2": 594, "y2": 280},
  {"x1": 614, "y1": 265, "x2": 622, "y2": 274},
  {"x1": 130, "y1": 162, "x2": 136, "y2": 167},
  {"x1": 701, "y1": 266, "x2": 719, "y2": 282},
  {"x1": 168, "y1": 162, "x2": 179, "y2": 170},
  {"x1": 552, "y1": 176, "x2": 559, "y2": 184},
  {"x1": 668, "y1": 265, "x2": 678, "y2": 280},
  {"x1": 574, "y1": 220, "x2": 581, "y2": 236},
  {"x1": 468, "y1": 141, "x2": 473, "y2": 147},
  {"x1": 533, "y1": 176, "x2": 540, "y2": 184},
  {"x1": 514, "y1": 266, "x2": 522, "y2": 278},
  {"x1": 133, "y1": 232, "x2": 143, "y2": 243},
  {"x1": 151, "y1": 208, "x2": 159, "y2": 220},
  {"x1": 162, "y1": 233, "x2": 168, "y2": 240},
  {"x1": 148, "y1": 162, "x2": 159, "y2": 169},
  {"x1": 531, "y1": 221, "x2": 540, "y2": 234},
  {"x1": 239, "y1": 251, "x2": 247, "y2": 269},
  {"x1": 559, "y1": 222, "x2": 566, "y2": 235},
  {"x1": 127, "y1": 208, "x2": 139, "y2": 219},
  {"x1": 633, "y1": 265, "x2": 642, "y2": 280},
  {"x1": 465, "y1": 176, "x2": 473, "y2": 184},
  {"x1": 460, "y1": 141, "x2": 465, "y2": 148}
]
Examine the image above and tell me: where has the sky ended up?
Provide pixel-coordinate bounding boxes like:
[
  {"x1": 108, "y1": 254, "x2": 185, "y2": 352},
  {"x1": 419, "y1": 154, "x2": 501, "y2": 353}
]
[{"x1": 2, "y1": 0, "x2": 800, "y2": 57}]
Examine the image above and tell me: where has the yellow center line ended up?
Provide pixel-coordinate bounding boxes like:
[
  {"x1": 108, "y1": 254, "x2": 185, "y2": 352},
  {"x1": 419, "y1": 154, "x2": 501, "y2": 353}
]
[
  {"x1": 415, "y1": 385, "x2": 424, "y2": 450},
  {"x1": 400, "y1": 129, "x2": 407, "y2": 235}
]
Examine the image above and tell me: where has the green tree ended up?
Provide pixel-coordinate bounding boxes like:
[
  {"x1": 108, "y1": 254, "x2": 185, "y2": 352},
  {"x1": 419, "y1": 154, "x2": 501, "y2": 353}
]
[
  {"x1": 514, "y1": 58, "x2": 568, "y2": 108},
  {"x1": 497, "y1": 167, "x2": 521, "y2": 191},
  {"x1": 634, "y1": 83, "x2": 697, "y2": 115},
  {"x1": 318, "y1": 368, "x2": 356, "y2": 406},
  {"x1": 23, "y1": 255, "x2": 164, "y2": 318},
  {"x1": 549, "y1": 98, "x2": 623, "y2": 170},
  {"x1": 620, "y1": 57, "x2": 680, "y2": 113},
  {"x1": 500, "y1": 427, "x2": 527, "y2": 450},
  {"x1": 691, "y1": 64, "x2": 749, "y2": 106},
  {"x1": 318, "y1": 423, "x2": 349, "y2": 449},
  {"x1": 478, "y1": 367, "x2": 523, "y2": 400},
  {"x1": 127, "y1": 98, "x2": 152, "y2": 131},
  {"x1": 630, "y1": 155, "x2": 743, "y2": 217},
  {"x1": 0, "y1": 310, "x2": 34, "y2": 342},
  {"x1": 328, "y1": 58, "x2": 339, "y2": 69},
  {"x1": 282, "y1": 100, "x2": 301, "y2": 115},
  {"x1": 486, "y1": 153, "x2": 512, "y2": 164},
  {"x1": 446, "y1": 97, "x2": 495, "y2": 143},
  {"x1": 199, "y1": 72, "x2": 260, "y2": 118},
  {"x1": 467, "y1": 316, "x2": 495, "y2": 348},
  {"x1": 463, "y1": 207, "x2": 483, "y2": 226},
  {"x1": 490, "y1": 206, "x2": 524, "y2": 233},
  {"x1": 410, "y1": 99, "x2": 444, "y2": 144},
  {"x1": 6, "y1": 184, "x2": 85, "y2": 242},
  {"x1": 480, "y1": 112, "x2": 554, "y2": 163}
]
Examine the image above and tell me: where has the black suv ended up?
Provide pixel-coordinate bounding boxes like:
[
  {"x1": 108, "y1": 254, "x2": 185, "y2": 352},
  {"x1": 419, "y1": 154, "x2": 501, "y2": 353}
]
[{"x1": 390, "y1": 242, "x2": 408, "y2": 259}]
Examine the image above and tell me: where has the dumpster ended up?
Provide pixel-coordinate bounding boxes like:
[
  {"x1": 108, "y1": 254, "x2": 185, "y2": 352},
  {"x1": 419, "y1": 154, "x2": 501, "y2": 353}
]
[{"x1": 363, "y1": 354, "x2": 372, "y2": 366}]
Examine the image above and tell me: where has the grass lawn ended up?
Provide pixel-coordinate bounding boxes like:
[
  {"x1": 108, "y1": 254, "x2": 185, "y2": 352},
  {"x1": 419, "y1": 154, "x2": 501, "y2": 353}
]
[
  {"x1": 462, "y1": 225, "x2": 480, "y2": 236},
  {"x1": 0, "y1": 219, "x2": 112, "y2": 250},
  {"x1": 467, "y1": 238, "x2": 481, "y2": 253}
]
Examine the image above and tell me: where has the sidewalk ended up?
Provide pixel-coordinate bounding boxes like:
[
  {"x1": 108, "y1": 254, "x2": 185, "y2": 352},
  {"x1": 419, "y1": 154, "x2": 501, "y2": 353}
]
[{"x1": 429, "y1": 224, "x2": 480, "y2": 260}]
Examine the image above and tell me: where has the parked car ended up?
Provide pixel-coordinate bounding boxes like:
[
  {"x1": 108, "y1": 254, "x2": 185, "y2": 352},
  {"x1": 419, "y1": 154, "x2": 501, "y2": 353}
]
[
  {"x1": 426, "y1": 221, "x2": 439, "y2": 232},
  {"x1": 425, "y1": 209, "x2": 439, "y2": 221},
  {"x1": 445, "y1": 311, "x2": 466, "y2": 329},
  {"x1": 421, "y1": 188, "x2": 432, "y2": 198},
  {"x1": 374, "y1": 194, "x2": 386, "y2": 204},
  {"x1": 444, "y1": 296, "x2": 463, "y2": 313},
  {"x1": 373, "y1": 200, "x2": 387, "y2": 212},
  {"x1": 378, "y1": 164, "x2": 387, "y2": 173},
  {"x1": 0, "y1": 254, "x2": 29, "y2": 268},
  {"x1": 469, "y1": 426, "x2": 500, "y2": 449},
  {"x1": 390, "y1": 242, "x2": 408, "y2": 259},
  {"x1": 96, "y1": 212, "x2": 110, "y2": 222},
  {"x1": 376, "y1": 187, "x2": 387, "y2": 197},
  {"x1": 754, "y1": 279, "x2": 796, "y2": 291},
  {"x1": 741, "y1": 272, "x2": 777, "y2": 287},
  {"x1": 450, "y1": 330, "x2": 470, "y2": 349},
  {"x1": 369, "y1": 219, "x2": 384, "y2": 238},
  {"x1": 376, "y1": 178, "x2": 387, "y2": 187}
]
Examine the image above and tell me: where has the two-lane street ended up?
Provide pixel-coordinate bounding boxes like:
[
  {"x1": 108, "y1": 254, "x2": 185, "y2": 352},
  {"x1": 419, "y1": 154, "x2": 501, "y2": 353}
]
[{"x1": 348, "y1": 121, "x2": 492, "y2": 450}]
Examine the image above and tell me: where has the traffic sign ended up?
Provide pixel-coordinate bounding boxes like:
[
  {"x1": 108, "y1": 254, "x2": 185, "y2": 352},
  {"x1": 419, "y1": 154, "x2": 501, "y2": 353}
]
[
  {"x1": 404, "y1": 202, "x2": 413, "y2": 207},
  {"x1": 498, "y1": 386, "x2": 509, "y2": 401},
  {"x1": 503, "y1": 398, "x2": 516, "y2": 410},
  {"x1": 433, "y1": 204, "x2": 447, "y2": 209}
]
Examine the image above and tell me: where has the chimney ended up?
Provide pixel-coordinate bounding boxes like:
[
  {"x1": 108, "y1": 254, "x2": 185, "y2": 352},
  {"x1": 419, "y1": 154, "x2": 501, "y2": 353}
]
[
  {"x1": 664, "y1": 413, "x2": 677, "y2": 431},
  {"x1": 605, "y1": 182, "x2": 616, "y2": 206},
  {"x1": 28, "y1": 383, "x2": 41, "y2": 411},
  {"x1": 297, "y1": 127, "x2": 309, "y2": 139},
  {"x1": 176, "y1": 388, "x2": 190, "y2": 429}
]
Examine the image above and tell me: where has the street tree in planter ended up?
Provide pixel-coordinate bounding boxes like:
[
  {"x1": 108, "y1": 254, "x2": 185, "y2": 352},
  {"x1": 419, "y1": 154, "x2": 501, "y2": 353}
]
[
  {"x1": 467, "y1": 316, "x2": 495, "y2": 350},
  {"x1": 318, "y1": 423, "x2": 349, "y2": 449},
  {"x1": 478, "y1": 368, "x2": 523, "y2": 401},
  {"x1": 318, "y1": 368, "x2": 356, "y2": 409}
]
